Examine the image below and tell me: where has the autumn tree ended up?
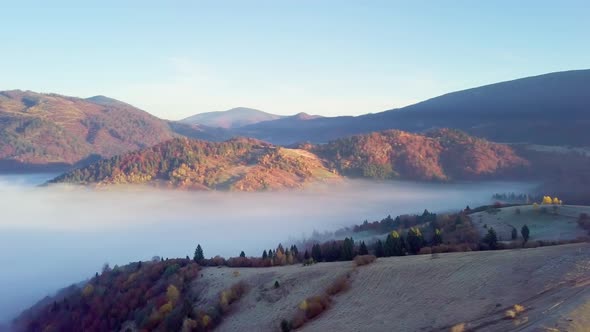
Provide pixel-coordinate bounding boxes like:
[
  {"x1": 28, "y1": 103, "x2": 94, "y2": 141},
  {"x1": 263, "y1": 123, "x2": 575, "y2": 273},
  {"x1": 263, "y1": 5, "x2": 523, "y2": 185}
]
[
  {"x1": 194, "y1": 244, "x2": 204, "y2": 262},
  {"x1": 385, "y1": 231, "x2": 405, "y2": 256},
  {"x1": 432, "y1": 229, "x2": 443, "y2": 246},
  {"x1": 406, "y1": 227, "x2": 424, "y2": 254}
]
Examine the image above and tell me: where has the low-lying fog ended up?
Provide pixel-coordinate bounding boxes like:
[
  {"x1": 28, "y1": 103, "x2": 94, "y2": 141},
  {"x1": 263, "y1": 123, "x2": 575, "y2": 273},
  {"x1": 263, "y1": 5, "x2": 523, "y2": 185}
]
[{"x1": 0, "y1": 174, "x2": 535, "y2": 323}]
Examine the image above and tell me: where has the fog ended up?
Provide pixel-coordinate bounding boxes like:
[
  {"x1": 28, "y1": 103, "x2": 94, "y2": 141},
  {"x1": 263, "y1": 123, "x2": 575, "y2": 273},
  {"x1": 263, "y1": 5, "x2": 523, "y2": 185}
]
[{"x1": 0, "y1": 174, "x2": 535, "y2": 323}]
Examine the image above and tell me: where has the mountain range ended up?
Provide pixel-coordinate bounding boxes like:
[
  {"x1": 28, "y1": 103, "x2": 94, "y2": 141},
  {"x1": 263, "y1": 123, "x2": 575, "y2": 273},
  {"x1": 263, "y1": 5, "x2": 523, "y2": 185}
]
[{"x1": 1, "y1": 69, "x2": 589, "y2": 171}]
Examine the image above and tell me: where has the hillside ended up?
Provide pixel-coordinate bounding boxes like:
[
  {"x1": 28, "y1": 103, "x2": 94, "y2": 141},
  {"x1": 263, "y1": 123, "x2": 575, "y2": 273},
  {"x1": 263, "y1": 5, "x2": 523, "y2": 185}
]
[
  {"x1": 12, "y1": 244, "x2": 590, "y2": 332},
  {"x1": 307, "y1": 129, "x2": 529, "y2": 181},
  {"x1": 180, "y1": 107, "x2": 284, "y2": 129},
  {"x1": 48, "y1": 130, "x2": 532, "y2": 189},
  {"x1": 0, "y1": 90, "x2": 175, "y2": 169},
  {"x1": 48, "y1": 137, "x2": 339, "y2": 191},
  {"x1": 230, "y1": 70, "x2": 590, "y2": 146}
]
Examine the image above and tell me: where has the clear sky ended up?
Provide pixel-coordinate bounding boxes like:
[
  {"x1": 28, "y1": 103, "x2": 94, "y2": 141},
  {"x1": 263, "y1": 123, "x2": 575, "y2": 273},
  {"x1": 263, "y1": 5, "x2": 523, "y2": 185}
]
[{"x1": 1, "y1": 1, "x2": 588, "y2": 119}]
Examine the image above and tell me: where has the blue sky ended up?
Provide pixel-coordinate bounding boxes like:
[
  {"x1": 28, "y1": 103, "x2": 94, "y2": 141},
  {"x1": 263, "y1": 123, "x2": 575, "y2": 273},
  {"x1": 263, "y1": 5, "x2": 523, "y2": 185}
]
[{"x1": 1, "y1": 1, "x2": 588, "y2": 119}]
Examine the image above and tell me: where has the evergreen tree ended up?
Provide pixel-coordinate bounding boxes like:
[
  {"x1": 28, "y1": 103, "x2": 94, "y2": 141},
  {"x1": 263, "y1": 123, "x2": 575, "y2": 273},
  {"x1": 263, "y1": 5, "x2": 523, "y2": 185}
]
[
  {"x1": 240, "y1": 251, "x2": 246, "y2": 258},
  {"x1": 511, "y1": 228, "x2": 518, "y2": 240},
  {"x1": 359, "y1": 241, "x2": 369, "y2": 255},
  {"x1": 303, "y1": 250, "x2": 310, "y2": 260},
  {"x1": 432, "y1": 229, "x2": 443, "y2": 246},
  {"x1": 374, "y1": 239, "x2": 384, "y2": 257},
  {"x1": 521, "y1": 225, "x2": 530, "y2": 243},
  {"x1": 385, "y1": 231, "x2": 405, "y2": 256},
  {"x1": 291, "y1": 245, "x2": 299, "y2": 257},
  {"x1": 262, "y1": 250, "x2": 268, "y2": 259},
  {"x1": 193, "y1": 244, "x2": 204, "y2": 262},
  {"x1": 341, "y1": 237, "x2": 355, "y2": 260},
  {"x1": 311, "y1": 243, "x2": 323, "y2": 262},
  {"x1": 406, "y1": 227, "x2": 424, "y2": 254},
  {"x1": 484, "y1": 227, "x2": 498, "y2": 249}
]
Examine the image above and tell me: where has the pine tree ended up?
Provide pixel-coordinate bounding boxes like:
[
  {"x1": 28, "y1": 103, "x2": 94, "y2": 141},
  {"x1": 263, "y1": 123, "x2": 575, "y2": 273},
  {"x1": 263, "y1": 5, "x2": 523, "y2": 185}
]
[
  {"x1": 262, "y1": 250, "x2": 268, "y2": 259},
  {"x1": 359, "y1": 241, "x2": 369, "y2": 255},
  {"x1": 311, "y1": 243, "x2": 323, "y2": 262},
  {"x1": 374, "y1": 239, "x2": 384, "y2": 257},
  {"x1": 385, "y1": 231, "x2": 405, "y2": 256},
  {"x1": 511, "y1": 228, "x2": 518, "y2": 240},
  {"x1": 303, "y1": 250, "x2": 310, "y2": 260},
  {"x1": 484, "y1": 227, "x2": 498, "y2": 249},
  {"x1": 193, "y1": 244, "x2": 205, "y2": 262},
  {"x1": 521, "y1": 225, "x2": 530, "y2": 243},
  {"x1": 341, "y1": 237, "x2": 355, "y2": 260},
  {"x1": 240, "y1": 251, "x2": 246, "y2": 258}
]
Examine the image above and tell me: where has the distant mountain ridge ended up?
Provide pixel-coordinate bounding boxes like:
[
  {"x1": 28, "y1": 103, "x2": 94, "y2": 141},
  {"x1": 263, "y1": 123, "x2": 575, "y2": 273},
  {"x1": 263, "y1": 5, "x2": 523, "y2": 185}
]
[
  {"x1": 180, "y1": 107, "x2": 284, "y2": 128},
  {"x1": 230, "y1": 69, "x2": 590, "y2": 146}
]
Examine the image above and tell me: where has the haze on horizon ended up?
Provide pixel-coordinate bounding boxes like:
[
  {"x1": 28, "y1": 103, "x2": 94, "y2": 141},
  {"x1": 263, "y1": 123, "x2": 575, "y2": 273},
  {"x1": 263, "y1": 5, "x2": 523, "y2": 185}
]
[{"x1": 1, "y1": 1, "x2": 589, "y2": 119}]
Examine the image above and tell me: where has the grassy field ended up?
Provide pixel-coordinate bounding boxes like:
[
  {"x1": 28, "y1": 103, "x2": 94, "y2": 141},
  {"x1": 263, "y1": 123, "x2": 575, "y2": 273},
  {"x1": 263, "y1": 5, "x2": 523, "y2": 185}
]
[
  {"x1": 193, "y1": 244, "x2": 590, "y2": 331},
  {"x1": 471, "y1": 205, "x2": 590, "y2": 242}
]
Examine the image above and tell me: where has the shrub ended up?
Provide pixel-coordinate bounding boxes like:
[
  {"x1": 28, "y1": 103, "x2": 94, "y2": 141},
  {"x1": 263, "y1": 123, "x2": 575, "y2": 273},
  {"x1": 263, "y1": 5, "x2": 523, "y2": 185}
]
[
  {"x1": 325, "y1": 275, "x2": 350, "y2": 296},
  {"x1": 353, "y1": 255, "x2": 376, "y2": 266},
  {"x1": 418, "y1": 247, "x2": 432, "y2": 255}
]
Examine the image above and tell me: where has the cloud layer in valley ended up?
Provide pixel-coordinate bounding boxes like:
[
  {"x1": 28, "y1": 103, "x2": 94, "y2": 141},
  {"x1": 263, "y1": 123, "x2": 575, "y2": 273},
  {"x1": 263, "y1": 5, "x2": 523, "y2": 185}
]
[{"x1": 0, "y1": 175, "x2": 535, "y2": 322}]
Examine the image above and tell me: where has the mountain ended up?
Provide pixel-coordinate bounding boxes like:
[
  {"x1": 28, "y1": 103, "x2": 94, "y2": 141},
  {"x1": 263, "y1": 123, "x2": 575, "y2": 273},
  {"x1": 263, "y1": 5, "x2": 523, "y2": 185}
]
[
  {"x1": 49, "y1": 129, "x2": 530, "y2": 190},
  {"x1": 48, "y1": 137, "x2": 340, "y2": 191},
  {"x1": 231, "y1": 70, "x2": 590, "y2": 146},
  {"x1": 180, "y1": 107, "x2": 284, "y2": 129},
  {"x1": 0, "y1": 90, "x2": 175, "y2": 170},
  {"x1": 234, "y1": 112, "x2": 324, "y2": 141}
]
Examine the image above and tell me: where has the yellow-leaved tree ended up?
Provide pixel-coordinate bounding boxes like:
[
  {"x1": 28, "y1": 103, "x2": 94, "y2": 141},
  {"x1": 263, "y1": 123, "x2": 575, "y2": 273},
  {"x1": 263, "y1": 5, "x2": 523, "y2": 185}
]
[{"x1": 542, "y1": 196, "x2": 553, "y2": 204}]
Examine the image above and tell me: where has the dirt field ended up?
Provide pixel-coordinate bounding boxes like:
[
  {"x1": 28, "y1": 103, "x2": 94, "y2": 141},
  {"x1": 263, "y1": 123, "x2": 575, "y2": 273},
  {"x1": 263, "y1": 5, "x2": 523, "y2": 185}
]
[
  {"x1": 471, "y1": 205, "x2": 590, "y2": 242},
  {"x1": 195, "y1": 243, "x2": 590, "y2": 331}
]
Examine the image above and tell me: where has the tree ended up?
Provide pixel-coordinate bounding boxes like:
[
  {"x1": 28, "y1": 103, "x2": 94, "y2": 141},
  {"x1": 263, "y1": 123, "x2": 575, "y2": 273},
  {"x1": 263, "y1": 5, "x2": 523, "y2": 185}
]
[
  {"x1": 358, "y1": 241, "x2": 369, "y2": 255},
  {"x1": 521, "y1": 225, "x2": 530, "y2": 243},
  {"x1": 511, "y1": 227, "x2": 518, "y2": 240},
  {"x1": 194, "y1": 244, "x2": 204, "y2": 262},
  {"x1": 385, "y1": 231, "x2": 405, "y2": 256},
  {"x1": 542, "y1": 196, "x2": 553, "y2": 205},
  {"x1": 374, "y1": 239, "x2": 384, "y2": 257},
  {"x1": 484, "y1": 228, "x2": 498, "y2": 249},
  {"x1": 262, "y1": 250, "x2": 268, "y2": 259},
  {"x1": 239, "y1": 251, "x2": 246, "y2": 258},
  {"x1": 303, "y1": 250, "x2": 310, "y2": 260},
  {"x1": 311, "y1": 243, "x2": 322, "y2": 262},
  {"x1": 341, "y1": 237, "x2": 355, "y2": 260},
  {"x1": 432, "y1": 229, "x2": 443, "y2": 246},
  {"x1": 406, "y1": 227, "x2": 424, "y2": 254}
]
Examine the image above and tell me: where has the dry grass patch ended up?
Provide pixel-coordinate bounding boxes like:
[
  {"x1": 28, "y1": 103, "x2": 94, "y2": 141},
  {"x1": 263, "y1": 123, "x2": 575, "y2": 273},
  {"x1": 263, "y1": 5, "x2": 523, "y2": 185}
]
[{"x1": 353, "y1": 255, "x2": 377, "y2": 266}]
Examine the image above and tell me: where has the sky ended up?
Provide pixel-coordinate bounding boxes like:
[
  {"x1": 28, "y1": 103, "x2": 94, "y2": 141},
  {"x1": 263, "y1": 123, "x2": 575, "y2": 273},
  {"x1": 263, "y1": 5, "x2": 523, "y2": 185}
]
[{"x1": 1, "y1": 1, "x2": 589, "y2": 119}]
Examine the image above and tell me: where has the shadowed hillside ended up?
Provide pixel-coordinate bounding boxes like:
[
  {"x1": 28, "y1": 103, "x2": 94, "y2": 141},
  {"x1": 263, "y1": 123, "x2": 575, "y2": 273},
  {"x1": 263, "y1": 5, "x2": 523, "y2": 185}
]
[{"x1": 232, "y1": 70, "x2": 590, "y2": 146}]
